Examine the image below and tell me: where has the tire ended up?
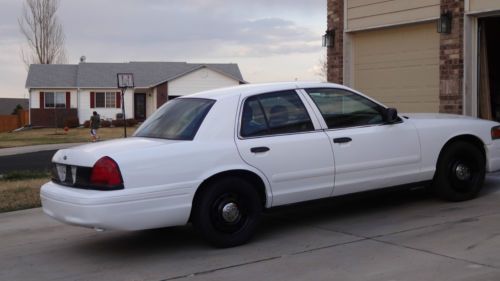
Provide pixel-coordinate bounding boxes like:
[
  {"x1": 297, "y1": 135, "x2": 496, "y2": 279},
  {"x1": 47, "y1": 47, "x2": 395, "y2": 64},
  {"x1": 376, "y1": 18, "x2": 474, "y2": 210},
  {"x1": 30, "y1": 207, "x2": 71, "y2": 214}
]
[
  {"x1": 433, "y1": 141, "x2": 485, "y2": 201},
  {"x1": 192, "y1": 177, "x2": 262, "y2": 248}
]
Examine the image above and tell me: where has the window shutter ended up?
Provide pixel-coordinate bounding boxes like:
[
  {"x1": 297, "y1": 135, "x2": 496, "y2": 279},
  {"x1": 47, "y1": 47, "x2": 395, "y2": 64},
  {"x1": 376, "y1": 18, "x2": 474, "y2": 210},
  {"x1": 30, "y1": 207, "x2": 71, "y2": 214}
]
[
  {"x1": 66, "y1": 92, "x2": 70, "y2": 109},
  {"x1": 116, "y1": 92, "x2": 121, "y2": 108},
  {"x1": 90, "y1": 92, "x2": 95, "y2": 108},
  {"x1": 40, "y1": 92, "x2": 44, "y2": 109}
]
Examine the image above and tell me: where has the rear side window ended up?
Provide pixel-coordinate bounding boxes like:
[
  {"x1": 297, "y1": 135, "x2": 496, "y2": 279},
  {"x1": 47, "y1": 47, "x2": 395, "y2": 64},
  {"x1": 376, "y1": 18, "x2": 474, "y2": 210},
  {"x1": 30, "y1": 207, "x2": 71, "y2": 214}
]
[
  {"x1": 134, "y1": 98, "x2": 215, "y2": 140},
  {"x1": 241, "y1": 90, "x2": 314, "y2": 137}
]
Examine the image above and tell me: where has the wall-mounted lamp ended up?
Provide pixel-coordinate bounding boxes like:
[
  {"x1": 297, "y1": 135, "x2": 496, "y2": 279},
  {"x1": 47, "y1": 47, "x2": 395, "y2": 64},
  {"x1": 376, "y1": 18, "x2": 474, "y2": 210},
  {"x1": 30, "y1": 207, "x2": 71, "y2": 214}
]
[
  {"x1": 437, "y1": 12, "x2": 452, "y2": 34},
  {"x1": 322, "y1": 29, "x2": 335, "y2": 47}
]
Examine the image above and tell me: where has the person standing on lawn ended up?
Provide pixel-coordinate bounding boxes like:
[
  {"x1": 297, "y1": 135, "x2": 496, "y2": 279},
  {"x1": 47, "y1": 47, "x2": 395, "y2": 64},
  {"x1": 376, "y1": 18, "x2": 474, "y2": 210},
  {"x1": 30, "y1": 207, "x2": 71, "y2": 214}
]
[{"x1": 90, "y1": 111, "x2": 101, "y2": 142}]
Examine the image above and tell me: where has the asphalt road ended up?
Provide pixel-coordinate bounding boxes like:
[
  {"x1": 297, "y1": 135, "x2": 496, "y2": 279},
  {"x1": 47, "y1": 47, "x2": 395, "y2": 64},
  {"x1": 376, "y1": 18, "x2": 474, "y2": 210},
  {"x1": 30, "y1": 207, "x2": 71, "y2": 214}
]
[
  {"x1": 2, "y1": 175, "x2": 500, "y2": 280},
  {"x1": 0, "y1": 150, "x2": 56, "y2": 174}
]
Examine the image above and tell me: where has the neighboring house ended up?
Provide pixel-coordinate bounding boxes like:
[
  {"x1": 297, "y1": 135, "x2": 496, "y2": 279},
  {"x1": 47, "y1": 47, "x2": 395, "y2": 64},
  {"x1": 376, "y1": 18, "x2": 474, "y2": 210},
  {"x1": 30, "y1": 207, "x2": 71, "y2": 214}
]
[
  {"x1": 25, "y1": 61, "x2": 246, "y2": 127},
  {"x1": 0, "y1": 98, "x2": 29, "y2": 115},
  {"x1": 326, "y1": 0, "x2": 500, "y2": 120}
]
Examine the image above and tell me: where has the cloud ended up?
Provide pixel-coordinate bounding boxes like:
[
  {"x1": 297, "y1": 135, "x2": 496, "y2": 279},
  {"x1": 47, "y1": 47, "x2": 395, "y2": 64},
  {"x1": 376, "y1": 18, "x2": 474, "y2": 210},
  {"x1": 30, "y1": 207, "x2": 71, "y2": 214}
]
[
  {"x1": 0, "y1": 0, "x2": 326, "y2": 97},
  {"x1": 58, "y1": 0, "x2": 324, "y2": 60}
]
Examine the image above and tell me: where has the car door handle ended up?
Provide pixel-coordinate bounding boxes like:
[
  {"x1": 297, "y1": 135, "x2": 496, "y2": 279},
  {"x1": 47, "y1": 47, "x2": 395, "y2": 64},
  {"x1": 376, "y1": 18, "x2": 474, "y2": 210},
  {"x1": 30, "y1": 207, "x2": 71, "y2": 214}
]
[
  {"x1": 251, "y1": 146, "x2": 270, "y2": 153},
  {"x1": 333, "y1": 137, "x2": 352, "y2": 144}
]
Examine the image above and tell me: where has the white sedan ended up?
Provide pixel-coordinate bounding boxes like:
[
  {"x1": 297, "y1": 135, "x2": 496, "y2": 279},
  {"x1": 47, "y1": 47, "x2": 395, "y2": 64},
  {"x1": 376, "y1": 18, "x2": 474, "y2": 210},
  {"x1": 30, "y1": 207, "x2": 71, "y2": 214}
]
[{"x1": 41, "y1": 82, "x2": 500, "y2": 247}]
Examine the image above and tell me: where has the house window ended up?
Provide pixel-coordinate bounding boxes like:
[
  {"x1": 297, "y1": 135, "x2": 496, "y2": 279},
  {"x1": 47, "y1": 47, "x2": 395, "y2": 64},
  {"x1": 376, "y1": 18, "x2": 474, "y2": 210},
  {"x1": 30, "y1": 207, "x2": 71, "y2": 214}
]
[
  {"x1": 45, "y1": 92, "x2": 66, "y2": 108},
  {"x1": 95, "y1": 92, "x2": 116, "y2": 108}
]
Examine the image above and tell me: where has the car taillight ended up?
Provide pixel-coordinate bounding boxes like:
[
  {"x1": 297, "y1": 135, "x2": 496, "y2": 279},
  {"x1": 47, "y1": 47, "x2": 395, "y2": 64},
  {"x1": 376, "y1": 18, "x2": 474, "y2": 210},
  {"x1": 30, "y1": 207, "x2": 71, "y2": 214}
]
[
  {"x1": 492, "y1": 126, "x2": 500, "y2": 140},
  {"x1": 90, "y1": 156, "x2": 123, "y2": 188}
]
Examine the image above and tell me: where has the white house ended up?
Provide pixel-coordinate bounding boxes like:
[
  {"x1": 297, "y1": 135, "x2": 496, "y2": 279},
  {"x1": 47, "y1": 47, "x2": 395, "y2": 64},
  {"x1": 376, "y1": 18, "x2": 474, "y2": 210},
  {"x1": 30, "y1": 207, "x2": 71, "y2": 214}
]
[{"x1": 25, "y1": 61, "x2": 246, "y2": 127}]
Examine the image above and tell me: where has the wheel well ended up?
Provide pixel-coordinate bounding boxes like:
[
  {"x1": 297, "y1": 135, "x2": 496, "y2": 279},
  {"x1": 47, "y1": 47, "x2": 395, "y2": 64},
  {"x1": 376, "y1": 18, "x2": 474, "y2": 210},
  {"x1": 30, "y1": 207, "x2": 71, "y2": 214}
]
[
  {"x1": 190, "y1": 170, "x2": 267, "y2": 220},
  {"x1": 437, "y1": 135, "x2": 486, "y2": 166}
]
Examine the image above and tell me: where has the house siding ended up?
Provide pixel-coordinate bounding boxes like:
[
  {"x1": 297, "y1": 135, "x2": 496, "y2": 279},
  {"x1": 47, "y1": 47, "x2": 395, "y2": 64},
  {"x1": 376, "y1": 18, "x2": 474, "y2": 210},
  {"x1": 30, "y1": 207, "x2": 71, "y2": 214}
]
[
  {"x1": 168, "y1": 68, "x2": 239, "y2": 97},
  {"x1": 78, "y1": 89, "x2": 133, "y2": 123},
  {"x1": 469, "y1": 0, "x2": 500, "y2": 12},
  {"x1": 346, "y1": 0, "x2": 440, "y2": 31}
]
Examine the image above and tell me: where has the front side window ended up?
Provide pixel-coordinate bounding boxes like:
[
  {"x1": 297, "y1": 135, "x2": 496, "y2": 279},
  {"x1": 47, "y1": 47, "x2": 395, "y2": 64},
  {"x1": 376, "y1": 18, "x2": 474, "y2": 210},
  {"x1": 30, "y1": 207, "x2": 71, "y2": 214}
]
[
  {"x1": 241, "y1": 90, "x2": 314, "y2": 137},
  {"x1": 44, "y1": 92, "x2": 65, "y2": 108},
  {"x1": 95, "y1": 92, "x2": 116, "y2": 108},
  {"x1": 134, "y1": 98, "x2": 215, "y2": 140},
  {"x1": 306, "y1": 88, "x2": 384, "y2": 129}
]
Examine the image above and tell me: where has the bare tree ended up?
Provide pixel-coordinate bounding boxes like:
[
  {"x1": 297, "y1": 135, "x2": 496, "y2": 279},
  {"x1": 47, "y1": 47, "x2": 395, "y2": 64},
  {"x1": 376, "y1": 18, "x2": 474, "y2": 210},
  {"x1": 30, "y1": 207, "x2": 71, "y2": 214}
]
[
  {"x1": 315, "y1": 54, "x2": 328, "y2": 82},
  {"x1": 18, "y1": 0, "x2": 67, "y2": 67}
]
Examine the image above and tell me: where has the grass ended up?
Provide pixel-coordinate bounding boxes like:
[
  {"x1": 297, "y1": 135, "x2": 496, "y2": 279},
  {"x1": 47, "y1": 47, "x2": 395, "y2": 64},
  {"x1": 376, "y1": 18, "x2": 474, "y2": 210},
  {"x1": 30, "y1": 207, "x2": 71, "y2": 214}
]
[
  {"x1": 0, "y1": 127, "x2": 137, "y2": 148},
  {"x1": 0, "y1": 177, "x2": 49, "y2": 213},
  {"x1": 1, "y1": 170, "x2": 50, "y2": 181}
]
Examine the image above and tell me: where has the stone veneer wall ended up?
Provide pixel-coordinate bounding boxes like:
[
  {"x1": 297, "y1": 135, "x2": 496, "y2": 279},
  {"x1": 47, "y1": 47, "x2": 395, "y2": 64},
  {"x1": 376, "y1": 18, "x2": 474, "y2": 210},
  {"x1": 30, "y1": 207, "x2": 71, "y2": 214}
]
[
  {"x1": 327, "y1": 0, "x2": 344, "y2": 84},
  {"x1": 439, "y1": 0, "x2": 465, "y2": 114}
]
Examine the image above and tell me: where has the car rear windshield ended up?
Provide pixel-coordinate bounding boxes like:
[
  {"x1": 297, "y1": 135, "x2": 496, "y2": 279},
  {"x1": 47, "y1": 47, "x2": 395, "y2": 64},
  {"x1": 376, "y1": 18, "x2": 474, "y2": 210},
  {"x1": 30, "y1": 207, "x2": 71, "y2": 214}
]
[{"x1": 134, "y1": 98, "x2": 215, "y2": 140}]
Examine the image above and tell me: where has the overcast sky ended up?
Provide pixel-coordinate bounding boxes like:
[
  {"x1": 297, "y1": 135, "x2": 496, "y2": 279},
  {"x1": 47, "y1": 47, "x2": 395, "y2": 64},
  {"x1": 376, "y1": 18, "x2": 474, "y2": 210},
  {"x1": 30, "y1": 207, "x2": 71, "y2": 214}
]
[{"x1": 0, "y1": 0, "x2": 326, "y2": 98}]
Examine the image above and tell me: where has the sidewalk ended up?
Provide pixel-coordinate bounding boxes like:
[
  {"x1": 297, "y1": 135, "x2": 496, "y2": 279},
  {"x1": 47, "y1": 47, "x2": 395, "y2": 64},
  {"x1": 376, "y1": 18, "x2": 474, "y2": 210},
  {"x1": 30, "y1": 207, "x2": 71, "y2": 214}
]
[{"x1": 0, "y1": 143, "x2": 85, "y2": 157}]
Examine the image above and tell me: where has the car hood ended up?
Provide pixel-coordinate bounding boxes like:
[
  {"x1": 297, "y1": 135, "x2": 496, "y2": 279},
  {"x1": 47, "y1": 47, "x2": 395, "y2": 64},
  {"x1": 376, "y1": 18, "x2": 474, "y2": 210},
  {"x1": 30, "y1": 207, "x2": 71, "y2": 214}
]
[{"x1": 52, "y1": 137, "x2": 182, "y2": 167}]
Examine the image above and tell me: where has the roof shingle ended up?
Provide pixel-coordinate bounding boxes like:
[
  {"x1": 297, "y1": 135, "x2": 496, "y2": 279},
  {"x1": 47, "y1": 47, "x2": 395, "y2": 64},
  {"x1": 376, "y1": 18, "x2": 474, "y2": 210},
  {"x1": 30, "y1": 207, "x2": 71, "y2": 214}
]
[{"x1": 26, "y1": 62, "x2": 245, "y2": 89}]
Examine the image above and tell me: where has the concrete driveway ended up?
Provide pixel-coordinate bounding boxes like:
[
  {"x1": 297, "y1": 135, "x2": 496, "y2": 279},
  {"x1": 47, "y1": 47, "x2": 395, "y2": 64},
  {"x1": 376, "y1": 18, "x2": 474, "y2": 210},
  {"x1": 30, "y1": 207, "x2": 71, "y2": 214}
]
[{"x1": 2, "y1": 175, "x2": 500, "y2": 281}]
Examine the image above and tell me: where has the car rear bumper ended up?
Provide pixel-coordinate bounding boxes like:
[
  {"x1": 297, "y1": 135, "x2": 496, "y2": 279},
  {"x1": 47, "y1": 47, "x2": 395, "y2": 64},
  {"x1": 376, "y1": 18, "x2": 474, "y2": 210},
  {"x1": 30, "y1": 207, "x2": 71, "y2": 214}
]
[
  {"x1": 40, "y1": 181, "x2": 194, "y2": 231},
  {"x1": 486, "y1": 141, "x2": 500, "y2": 173}
]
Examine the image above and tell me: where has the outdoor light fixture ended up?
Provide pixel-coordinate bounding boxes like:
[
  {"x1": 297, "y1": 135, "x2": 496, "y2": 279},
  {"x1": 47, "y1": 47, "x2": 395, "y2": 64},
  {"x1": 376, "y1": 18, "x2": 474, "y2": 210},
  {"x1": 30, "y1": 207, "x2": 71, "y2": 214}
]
[
  {"x1": 437, "y1": 12, "x2": 452, "y2": 34},
  {"x1": 322, "y1": 29, "x2": 335, "y2": 47}
]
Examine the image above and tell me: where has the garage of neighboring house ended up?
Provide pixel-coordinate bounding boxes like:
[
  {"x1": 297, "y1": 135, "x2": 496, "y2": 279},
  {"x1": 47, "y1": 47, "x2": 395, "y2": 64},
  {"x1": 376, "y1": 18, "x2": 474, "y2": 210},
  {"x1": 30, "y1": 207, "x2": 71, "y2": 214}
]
[{"x1": 326, "y1": 0, "x2": 500, "y2": 119}]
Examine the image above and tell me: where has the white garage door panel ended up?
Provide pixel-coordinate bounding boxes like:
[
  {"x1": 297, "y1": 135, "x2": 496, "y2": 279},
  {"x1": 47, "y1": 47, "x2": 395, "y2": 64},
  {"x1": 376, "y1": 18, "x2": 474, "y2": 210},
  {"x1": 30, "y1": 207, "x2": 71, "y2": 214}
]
[{"x1": 353, "y1": 22, "x2": 439, "y2": 113}]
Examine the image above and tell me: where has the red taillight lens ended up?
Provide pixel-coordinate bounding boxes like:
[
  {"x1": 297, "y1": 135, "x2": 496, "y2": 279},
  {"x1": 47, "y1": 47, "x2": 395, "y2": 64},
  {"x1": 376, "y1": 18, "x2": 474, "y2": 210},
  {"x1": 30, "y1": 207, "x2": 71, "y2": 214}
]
[
  {"x1": 90, "y1": 156, "x2": 123, "y2": 188},
  {"x1": 492, "y1": 126, "x2": 500, "y2": 140}
]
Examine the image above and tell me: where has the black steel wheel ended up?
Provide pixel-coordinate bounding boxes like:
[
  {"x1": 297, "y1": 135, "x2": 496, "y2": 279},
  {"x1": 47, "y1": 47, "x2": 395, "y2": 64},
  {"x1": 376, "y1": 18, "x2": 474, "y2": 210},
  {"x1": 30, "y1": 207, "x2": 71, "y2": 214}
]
[
  {"x1": 433, "y1": 141, "x2": 485, "y2": 201},
  {"x1": 192, "y1": 177, "x2": 262, "y2": 247}
]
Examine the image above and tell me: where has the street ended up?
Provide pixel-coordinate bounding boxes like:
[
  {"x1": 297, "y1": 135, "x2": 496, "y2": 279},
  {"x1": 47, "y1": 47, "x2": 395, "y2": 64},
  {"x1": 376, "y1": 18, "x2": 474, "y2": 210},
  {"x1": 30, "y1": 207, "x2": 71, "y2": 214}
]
[
  {"x1": 1, "y1": 175, "x2": 500, "y2": 280},
  {"x1": 0, "y1": 150, "x2": 55, "y2": 173},
  {"x1": 0, "y1": 143, "x2": 84, "y2": 174}
]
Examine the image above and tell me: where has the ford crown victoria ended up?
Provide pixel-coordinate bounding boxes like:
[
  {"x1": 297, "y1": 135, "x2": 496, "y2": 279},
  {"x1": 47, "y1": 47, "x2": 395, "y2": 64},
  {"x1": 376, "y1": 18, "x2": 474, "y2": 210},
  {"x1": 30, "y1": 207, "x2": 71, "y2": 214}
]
[{"x1": 41, "y1": 82, "x2": 500, "y2": 247}]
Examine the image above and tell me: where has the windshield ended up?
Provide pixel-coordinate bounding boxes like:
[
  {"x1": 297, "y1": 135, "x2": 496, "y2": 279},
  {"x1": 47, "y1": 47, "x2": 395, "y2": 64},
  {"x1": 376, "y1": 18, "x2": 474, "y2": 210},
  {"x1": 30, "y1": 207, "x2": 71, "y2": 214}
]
[{"x1": 134, "y1": 98, "x2": 215, "y2": 140}]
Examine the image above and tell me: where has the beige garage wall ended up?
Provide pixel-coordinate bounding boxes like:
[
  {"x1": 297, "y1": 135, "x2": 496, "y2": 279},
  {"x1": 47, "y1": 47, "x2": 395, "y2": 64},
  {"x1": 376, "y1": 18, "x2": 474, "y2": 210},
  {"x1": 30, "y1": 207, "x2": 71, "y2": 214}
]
[
  {"x1": 352, "y1": 22, "x2": 439, "y2": 113},
  {"x1": 347, "y1": 0, "x2": 440, "y2": 31},
  {"x1": 469, "y1": 0, "x2": 500, "y2": 13}
]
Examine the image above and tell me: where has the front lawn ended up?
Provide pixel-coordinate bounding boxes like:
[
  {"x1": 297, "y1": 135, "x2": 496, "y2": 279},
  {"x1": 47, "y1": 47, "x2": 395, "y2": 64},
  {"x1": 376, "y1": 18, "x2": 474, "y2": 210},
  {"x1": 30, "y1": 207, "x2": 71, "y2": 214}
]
[
  {"x1": 0, "y1": 177, "x2": 49, "y2": 213},
  {"x1": 0, "y1": 127, "x2": 137, "y2": 148}
]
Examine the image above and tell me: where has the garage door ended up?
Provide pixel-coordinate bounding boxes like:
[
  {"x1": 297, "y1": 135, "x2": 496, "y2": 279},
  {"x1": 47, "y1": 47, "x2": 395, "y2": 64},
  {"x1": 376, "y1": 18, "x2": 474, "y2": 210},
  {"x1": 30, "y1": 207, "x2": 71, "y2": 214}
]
[{"x1": 352, "y1": 22, "x2": 439, "y2": 112}]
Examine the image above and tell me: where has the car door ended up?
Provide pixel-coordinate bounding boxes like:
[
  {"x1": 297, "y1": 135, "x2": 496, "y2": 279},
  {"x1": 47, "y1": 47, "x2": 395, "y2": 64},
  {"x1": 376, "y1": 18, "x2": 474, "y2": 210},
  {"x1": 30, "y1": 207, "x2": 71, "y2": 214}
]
[
  {"x1": 302, "y1": 88, "x2": 422, "y2": 196},
  {"x1": 235, "y1": 89, "x2": 335, "y2": 206}
]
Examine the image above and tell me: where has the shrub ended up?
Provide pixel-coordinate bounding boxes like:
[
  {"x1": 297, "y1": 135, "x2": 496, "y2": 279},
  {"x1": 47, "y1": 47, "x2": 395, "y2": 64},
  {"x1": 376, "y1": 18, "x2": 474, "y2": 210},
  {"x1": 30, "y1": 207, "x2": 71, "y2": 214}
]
[
  {"x1": 112, "y1": 118, "x2": 138, "y2": 127},
  {"x1": 11, "y1": 104, "x2": 23, "y2": 115},
  {"x1": 100, "y1": 120, "x2": 111, "y2": 128},
  {"x1": 64, "y1": 117, "x2": 80, "y2": 128}
]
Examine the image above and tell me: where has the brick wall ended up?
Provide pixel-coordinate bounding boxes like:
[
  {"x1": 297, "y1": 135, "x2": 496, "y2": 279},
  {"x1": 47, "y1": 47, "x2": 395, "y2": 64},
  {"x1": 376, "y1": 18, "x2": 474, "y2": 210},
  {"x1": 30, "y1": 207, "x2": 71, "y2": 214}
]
[
  {"x1": 327, "y1": 0, "x2": 344, "y2": 84},
  {"x1": 156, "y1": 82, "x2": 168, "y2": 108},
  {"x1": 439, "y1": 0, "x2": 465, "y2": 114},
  {"x1": 30, "y1": 108, "x2": 78, "y2": 127}
]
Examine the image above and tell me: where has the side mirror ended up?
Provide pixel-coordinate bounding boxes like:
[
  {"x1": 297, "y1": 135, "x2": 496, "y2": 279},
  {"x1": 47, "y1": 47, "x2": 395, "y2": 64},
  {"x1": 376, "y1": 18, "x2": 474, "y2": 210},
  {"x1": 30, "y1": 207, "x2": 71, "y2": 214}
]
[{"x1": 383, "y1": 108, "x2": 399, "y2": 123}]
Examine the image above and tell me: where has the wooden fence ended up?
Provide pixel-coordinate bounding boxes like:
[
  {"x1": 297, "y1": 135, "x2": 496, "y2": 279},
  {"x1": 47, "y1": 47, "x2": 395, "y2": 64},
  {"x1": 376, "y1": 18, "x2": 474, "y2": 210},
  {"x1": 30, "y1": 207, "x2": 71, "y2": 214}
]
[{"x1": 0, "y1": 110, "x2": 29, "y2": 133}]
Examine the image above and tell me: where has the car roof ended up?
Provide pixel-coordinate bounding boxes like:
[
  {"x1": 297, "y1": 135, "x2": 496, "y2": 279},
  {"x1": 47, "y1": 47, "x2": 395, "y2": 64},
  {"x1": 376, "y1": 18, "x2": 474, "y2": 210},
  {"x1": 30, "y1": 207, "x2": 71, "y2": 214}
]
[{"x1": 185, "y1": 81, "x2": 350, "y2": 100}]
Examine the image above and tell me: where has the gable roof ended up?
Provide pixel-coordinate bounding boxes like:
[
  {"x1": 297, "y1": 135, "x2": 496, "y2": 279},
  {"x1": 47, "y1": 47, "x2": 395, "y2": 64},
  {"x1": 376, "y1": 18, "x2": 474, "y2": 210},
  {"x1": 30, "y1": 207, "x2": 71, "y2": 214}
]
[{"x1": 26, "y1": 62, "x2": 245, "y2": 89}]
